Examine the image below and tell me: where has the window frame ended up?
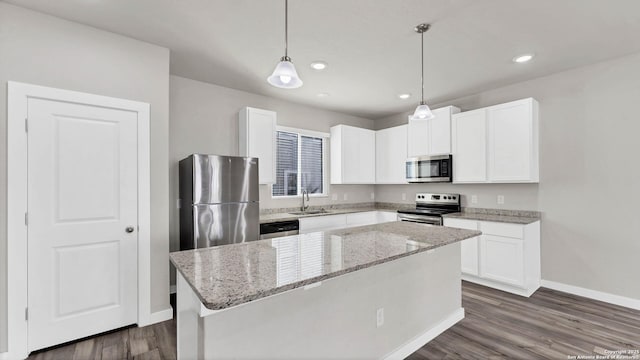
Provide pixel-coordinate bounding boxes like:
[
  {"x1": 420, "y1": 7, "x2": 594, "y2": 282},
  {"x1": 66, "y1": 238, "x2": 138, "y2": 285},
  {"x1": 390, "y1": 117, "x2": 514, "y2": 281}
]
[{"x1": 272, "y1": 126, "x2": 329, "y2": 199}]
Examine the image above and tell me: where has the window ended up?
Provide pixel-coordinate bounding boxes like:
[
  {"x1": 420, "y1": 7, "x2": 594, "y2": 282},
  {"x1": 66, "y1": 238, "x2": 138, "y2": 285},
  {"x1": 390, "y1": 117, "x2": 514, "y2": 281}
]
[{"x1": 272, "y1": 128, "x2": 327, "y2": 197}]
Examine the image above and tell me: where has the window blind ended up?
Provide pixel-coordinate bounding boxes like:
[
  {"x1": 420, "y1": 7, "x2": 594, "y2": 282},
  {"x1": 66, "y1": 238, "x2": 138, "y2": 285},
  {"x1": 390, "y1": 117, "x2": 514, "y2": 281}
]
[{"x1": 273, "y1": 131, "x2": 324, "y2": 197}]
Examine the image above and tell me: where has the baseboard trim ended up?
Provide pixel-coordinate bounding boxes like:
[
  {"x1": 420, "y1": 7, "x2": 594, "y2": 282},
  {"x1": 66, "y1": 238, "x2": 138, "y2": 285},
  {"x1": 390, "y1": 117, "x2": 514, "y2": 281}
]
[
  {"x1": 541, "y1": 280, "x2": 640, "y2": 311},
  {"x1": 462, "y1": 275, "x2": 538, "y2": 297},
  {"x1": 384, "y1": 307, "x2": 465, "y2": 360},
  {"x1": 141, "y1": 307, "x2": 174, "y2": 326}
]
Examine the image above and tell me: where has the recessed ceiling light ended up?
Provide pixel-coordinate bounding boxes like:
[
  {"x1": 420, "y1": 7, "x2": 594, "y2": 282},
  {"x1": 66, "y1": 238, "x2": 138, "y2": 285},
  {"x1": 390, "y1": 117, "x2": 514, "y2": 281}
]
[
  {"x1": 513, "y1": 54, "x2": 534, "y2": 63},
  {"x1": 310, "y1": 61, "x2": 328, "y2": 70},
  {"x1": 397, "y1": 93, "x2": 411, "y2": 100},
  {"x1": 317, "y1": 92, "x2": 329, "y2": 98}
]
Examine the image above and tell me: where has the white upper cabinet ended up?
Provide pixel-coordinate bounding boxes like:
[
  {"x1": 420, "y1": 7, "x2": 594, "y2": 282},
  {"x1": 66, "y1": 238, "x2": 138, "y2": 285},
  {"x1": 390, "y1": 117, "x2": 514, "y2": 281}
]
[
  {"x1": 376, "y1": 125, "x2": 408, "y2": 184},
  {"x1": 407, "y1": 106, "x2": 460, "y2": 157},
  {"x1": 239, "y1": 107, "x2": 276, "y2": 184},
  {"x1": 452, "y1": 98, "x2": 539, "y2": 184},
  {"x1": 330, "y1": 125, "x2": 376, "y2": 184},
  {"x1": 487, "y1": 98, "x2": 539, "y2": 182},
  {"x1": 452, "y1": 108, "x2": 488, "y2": 183}
]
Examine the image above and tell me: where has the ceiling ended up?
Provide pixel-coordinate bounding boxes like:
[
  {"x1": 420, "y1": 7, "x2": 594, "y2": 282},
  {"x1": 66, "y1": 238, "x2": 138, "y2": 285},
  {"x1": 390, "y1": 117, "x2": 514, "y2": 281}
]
[{"x1": 5, "y1": 0, "x2": 640, "y2": 119}]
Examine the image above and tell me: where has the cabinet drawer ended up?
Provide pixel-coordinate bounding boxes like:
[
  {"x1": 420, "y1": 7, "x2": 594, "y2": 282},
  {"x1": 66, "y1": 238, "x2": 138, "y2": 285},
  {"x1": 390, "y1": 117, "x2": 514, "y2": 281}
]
[
  {"x1": 443, "y1": 218, "x2": 478, "y2": 230},
  {"x1": 299, "y1": 214, "x2": 347, "y2": 232},
  {"x1": 346, "y1": 211, "x2": 378, "y2": 227},
  {"x1": 480, "y1": 221, "x2": 523, "y2": 239}
]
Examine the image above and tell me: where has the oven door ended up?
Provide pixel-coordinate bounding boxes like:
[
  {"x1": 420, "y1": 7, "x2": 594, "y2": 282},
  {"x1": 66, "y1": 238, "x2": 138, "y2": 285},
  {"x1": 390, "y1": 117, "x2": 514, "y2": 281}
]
[
  {"x1": 405, "y1": 155, "x2": 452, "y2": 183},
  {"x1": 397, "y1": 213, "x2": 442, "y2": 226}
]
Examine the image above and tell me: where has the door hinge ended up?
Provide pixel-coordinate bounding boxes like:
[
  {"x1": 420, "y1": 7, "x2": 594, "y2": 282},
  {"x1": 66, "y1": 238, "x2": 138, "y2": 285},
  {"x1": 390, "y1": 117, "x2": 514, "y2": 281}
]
[
  {"x1": 25, "y1": 118, "x2": 28, "y2": 132},
  {"x1": 25, "y1": 212, "x2": 28, "y2": 226},
  {"x1": 25, "y1": 308, "x2": 28, "y2": 321}
]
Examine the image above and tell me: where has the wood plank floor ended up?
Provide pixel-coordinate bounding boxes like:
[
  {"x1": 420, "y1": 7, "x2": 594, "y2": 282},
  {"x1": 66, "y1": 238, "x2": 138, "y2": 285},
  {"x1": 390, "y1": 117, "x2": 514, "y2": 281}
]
[{"x1": 28, "y1": 282, "x2": 640, "y2": 359}]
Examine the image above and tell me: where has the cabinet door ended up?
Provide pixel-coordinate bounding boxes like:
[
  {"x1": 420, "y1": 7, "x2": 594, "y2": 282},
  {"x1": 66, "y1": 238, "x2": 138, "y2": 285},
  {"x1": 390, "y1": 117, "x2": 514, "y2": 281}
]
[
  {"x1": 376, "y1": 125, "x2": 408, "y2": 184},
  {"x1": 345, "y1": 211, "x2": 378, "y2": 227},
  {"x1": 376, "y1": 211, "x2": 398, "y2": 223},
  {"x1": 487, "y1": 98, "x2": 537, "y2": 182},
  {"x1": 407, "y1": 117, "x2": 428, "y2": 157},
  {"x1": 461, "y1": 237, "x2": 479, "y2": 276},
  {"x1": 239, "y1": 107, "x2": 276, "y2": 184},
  {"x1": 452, "y1": 109, "x2": 487, "y2": 183},
  {"x1": 342, "y1": 126, "x2": 376, "y2": 184},
  {"x1": 299, "y1": 214, "x2": 347, "y2": 233},
  {"x1": 443, "y1": 218, "x2": 479, "y2": 275},
  {"x1": 429, "y1": 107, "x2": 453, "y2": 155},
  {"x1": 480, "y1": 235, "x2": 524, "y2": 287}
]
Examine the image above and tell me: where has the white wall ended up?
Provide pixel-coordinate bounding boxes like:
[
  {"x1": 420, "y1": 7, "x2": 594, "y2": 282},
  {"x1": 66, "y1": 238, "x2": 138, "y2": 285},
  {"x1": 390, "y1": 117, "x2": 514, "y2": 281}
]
[
  {"x1": 169, "y1": 75, "x2": 375, "y2": 277},
  {"x1": 375, "y1": 52, "x2": 640, "y2": 301},
  {"x1": 0, "y1": 3, "x2": 171, "y2": 351}
]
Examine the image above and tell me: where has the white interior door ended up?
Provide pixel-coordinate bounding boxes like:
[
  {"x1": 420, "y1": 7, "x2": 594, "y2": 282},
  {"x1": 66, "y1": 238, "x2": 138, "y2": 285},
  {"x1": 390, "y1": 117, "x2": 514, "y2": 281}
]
[{"x1": 27, "y1": 97, "x2": 139, "y2": 351}]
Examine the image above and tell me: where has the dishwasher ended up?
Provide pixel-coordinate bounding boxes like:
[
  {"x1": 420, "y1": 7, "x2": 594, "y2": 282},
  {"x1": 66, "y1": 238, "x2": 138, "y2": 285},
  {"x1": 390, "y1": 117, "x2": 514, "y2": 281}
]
[{"x1": 259, "y1": 220, "x2": 300, "y2": 239}]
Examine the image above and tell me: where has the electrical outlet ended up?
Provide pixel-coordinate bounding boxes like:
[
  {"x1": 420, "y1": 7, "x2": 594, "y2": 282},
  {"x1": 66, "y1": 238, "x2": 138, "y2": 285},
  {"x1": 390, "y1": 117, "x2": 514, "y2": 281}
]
[
  {"x1": 370, "y1": 192, "x2": 375, "y2": 200},
  {"x1": 332, "y1": 194, "x2": 338, "y2": 201},
  {"x1": 471, "y1": 195, "x2": 478, "y2": 204},
  {"x1": 401, "y1": 193, "x2": 406, "y2": 201},
  {"x1": 376, "y1": 308, "x2": 384, "y2": 328},
  {"x1": 497, "y1": 195, "x2": 505, "y2": 204},
  {"x1": 343, "y1": 193, "x2": 348, "y2": 201}
]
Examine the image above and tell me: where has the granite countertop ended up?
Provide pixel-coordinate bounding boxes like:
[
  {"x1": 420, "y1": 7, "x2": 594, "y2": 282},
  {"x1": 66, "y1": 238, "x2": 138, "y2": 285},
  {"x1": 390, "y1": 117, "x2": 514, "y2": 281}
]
[
  {"x1": 170, "y1": 221, "x2": 481, "y2": 310},
  {"x1": 443, "y1": 212, "x2": 539, "y2": 225},
  {"x1": 259, "y1": 206, "x2": 390, "y2": 224}
]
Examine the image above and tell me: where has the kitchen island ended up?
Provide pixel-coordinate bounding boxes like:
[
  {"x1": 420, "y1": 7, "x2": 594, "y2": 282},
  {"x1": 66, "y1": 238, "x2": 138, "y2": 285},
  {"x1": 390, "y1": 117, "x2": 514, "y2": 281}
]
[{"x1": 170, "y1": 221, "x2": 480, "y2": 359}]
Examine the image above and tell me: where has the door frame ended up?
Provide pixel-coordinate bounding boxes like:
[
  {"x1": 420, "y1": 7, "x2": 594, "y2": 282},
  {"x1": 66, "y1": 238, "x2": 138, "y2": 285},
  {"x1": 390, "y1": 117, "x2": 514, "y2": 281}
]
[{"x1": 6, "y1": 81, "x2": 153, "y2": 358}]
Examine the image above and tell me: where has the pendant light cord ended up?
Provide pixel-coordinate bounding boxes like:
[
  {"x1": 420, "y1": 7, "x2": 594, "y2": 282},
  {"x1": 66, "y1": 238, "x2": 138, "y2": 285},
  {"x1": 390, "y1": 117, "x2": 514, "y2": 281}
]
[
  {"x1": 284, "y1": 0, "x2": 288, "y2": 58},
  {"x1": 420, "y1": 29, "x2": 424, "y2": 104}
]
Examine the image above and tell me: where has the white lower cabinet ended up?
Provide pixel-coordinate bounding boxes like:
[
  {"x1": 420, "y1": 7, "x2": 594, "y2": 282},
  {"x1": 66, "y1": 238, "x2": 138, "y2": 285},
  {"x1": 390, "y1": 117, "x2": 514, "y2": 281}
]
[
  {"x1": 442, "y1": 218, "x2": 479, "y2": 276},
  {"x1": 299, "y1": 211, "x2": 398, "y2": 234},
  {"x1": 299, "y1": 214, "x2": 347, "y2": 233},
  {"x1": 376, "y1": 211, "x2": 399, "y2": 223},
  {"x1": 443, "y1": 217, "x2": 540, "y2": 297},
  {"x1": 480, "y1": 235, "x2": 524, "y2": 287}
]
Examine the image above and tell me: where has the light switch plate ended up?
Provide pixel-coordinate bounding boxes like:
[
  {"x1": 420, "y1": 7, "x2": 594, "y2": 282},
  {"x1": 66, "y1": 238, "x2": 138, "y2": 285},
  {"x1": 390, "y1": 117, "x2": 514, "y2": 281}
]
[
  {"x1": 370, "y1": 192, "x2": 375, "y2": 200},
  {"x1": 343, "y1": 193, "x2": 348, "y2": 201},
  {"x1": 471, "y1": 195, "x2": 478, "y2": 204},
  {"x1": 497, "y1": 195, "x2": 505, "y2": 204},
  {"x1": 401, "y1": 193, "x2": 406, "y2": 201}
]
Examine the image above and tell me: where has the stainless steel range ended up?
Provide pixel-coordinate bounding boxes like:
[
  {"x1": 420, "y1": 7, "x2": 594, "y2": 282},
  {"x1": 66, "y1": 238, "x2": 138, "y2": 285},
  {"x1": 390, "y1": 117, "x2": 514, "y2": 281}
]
[{"x1": 397, "y1": 193, "x2": 461, "y2": 226}]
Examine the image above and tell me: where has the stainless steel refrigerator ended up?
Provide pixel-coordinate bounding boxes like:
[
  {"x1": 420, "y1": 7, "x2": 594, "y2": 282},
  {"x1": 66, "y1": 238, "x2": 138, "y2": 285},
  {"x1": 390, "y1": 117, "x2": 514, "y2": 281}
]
[{"x1": 179, "y1": 154, "x2": 259, "y2": 249}]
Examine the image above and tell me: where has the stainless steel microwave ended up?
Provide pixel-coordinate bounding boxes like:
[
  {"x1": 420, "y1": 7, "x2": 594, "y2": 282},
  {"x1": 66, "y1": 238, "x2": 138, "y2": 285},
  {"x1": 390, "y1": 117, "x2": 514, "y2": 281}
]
[{"x1": 405, "y1": 155, "x2": 453, "y2": 183}]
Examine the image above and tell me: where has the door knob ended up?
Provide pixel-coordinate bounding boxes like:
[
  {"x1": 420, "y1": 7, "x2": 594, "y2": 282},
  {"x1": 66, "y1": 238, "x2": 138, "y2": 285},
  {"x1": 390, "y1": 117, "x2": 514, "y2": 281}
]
[{"x1": 125, "y1": 226, "x2": 135, "y2": 233}]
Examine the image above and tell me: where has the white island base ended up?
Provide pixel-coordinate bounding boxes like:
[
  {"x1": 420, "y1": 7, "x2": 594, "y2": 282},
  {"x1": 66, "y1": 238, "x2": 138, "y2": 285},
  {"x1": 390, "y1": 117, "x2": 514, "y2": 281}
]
[{"x1": 176, "y1": 243, "x2": 463, "y2": 359}]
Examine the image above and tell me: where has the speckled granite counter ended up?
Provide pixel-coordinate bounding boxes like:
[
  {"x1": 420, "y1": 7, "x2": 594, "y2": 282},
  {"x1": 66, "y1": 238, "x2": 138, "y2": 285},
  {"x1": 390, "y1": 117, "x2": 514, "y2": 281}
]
[
  {"x1": 443, "y1": 212, "x2": 538, "y2": 224},
  {"x1": 259, "y1": 206, "x2": 382, "y2": 224},
  {"x1": 443, "y1": 208, "x2": 540, "y2": 225},
  {"x1": 170, "y1": 221, "x2": 480, "y2": 310}
]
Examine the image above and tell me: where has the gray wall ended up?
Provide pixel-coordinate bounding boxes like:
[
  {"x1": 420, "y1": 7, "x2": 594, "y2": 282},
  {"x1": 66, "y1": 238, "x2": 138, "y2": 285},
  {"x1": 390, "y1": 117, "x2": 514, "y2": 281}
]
[
  {"x1": 375, "y1": 52, "x2": 640, "y2": 300},
  {"x1": 0, "y1": 3, "x2": 171, "y2": 351},
  {"x1": 169, "y1": 75, "x2": 375, "y2": 277}
]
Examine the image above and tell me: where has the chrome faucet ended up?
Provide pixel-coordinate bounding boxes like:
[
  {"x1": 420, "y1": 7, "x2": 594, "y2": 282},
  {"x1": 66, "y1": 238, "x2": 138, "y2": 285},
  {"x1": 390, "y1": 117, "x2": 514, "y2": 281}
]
[{"x1": 301, "y1": 189, "x2": 310, "y2": 212}]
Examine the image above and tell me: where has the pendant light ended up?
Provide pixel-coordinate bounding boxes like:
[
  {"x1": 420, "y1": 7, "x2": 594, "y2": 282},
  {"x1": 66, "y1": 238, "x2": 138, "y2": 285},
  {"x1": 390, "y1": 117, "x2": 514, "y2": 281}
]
[
  {"x1": 411, "y1": 23, "x2": 434, "y2": 120},
  {"x1": 268, "y1": 0, "x2": 303, "y2": 89}
]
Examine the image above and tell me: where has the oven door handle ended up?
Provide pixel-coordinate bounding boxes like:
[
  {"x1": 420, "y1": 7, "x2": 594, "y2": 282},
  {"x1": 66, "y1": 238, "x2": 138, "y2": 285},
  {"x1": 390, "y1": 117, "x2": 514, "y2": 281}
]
[{"x1": 397, "y1": 213, "x2": 442, "y2": 225}]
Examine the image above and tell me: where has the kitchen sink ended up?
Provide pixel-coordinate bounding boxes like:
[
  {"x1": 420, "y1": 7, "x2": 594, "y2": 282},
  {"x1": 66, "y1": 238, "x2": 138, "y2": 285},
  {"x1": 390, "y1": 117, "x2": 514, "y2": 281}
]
[{"x1": 289, "y1": 209, "x2": 329, "y2": 215}]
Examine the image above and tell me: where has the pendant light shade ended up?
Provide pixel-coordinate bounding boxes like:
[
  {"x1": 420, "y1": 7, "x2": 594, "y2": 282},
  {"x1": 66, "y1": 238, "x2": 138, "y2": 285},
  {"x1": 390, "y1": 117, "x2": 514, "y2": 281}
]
[
  {"x1": 410, "y1": 23, "x2": 434, "y2": 120},
  {"x1": 268, "y1": 56, "x2": 303, "y2": 88},
  {"x1": 268, "y1": 0, "x2": 303, "y2": 89},
  {"x1": 412, "y1": 102, "x2": 434, "y2": 120}
]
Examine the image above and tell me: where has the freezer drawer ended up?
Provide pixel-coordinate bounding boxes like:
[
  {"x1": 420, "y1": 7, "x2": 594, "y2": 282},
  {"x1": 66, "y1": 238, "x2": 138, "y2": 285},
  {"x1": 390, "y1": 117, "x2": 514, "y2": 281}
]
[{"x1": 189, "y1": 203, "x2": 260, "y2": 248}]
